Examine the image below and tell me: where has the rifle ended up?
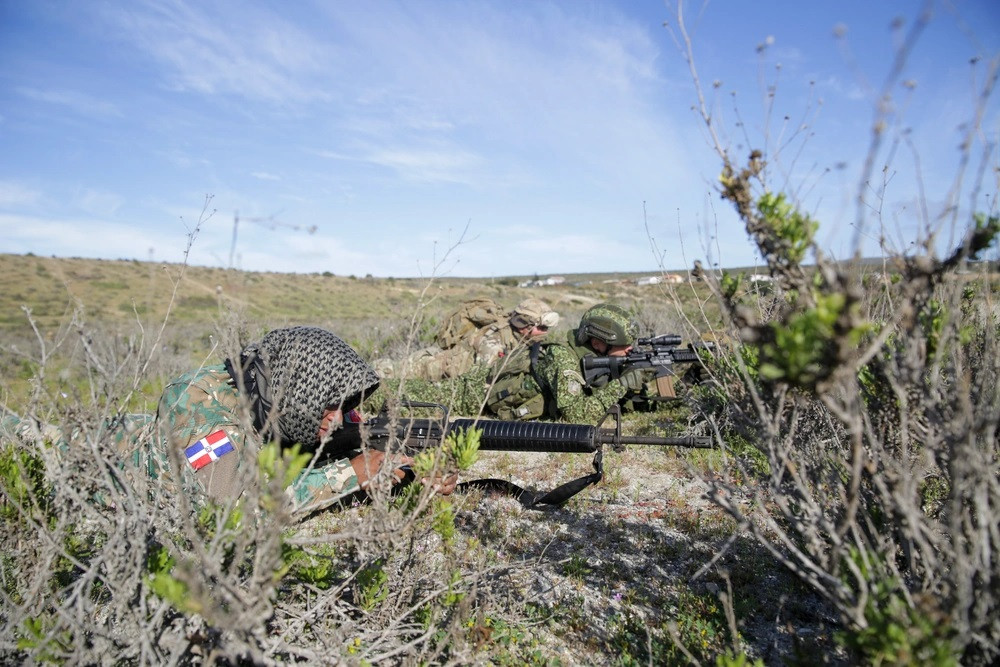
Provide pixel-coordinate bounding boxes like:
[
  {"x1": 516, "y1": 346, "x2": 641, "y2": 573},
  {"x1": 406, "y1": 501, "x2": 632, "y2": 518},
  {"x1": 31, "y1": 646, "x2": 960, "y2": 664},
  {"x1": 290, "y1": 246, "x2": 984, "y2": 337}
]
[
  {"x1": 580, "y1": 334, "x2": 716, "y2": 400},
  {"x1": 327, "y1": 401, "x2": 712, "y2": 508}
]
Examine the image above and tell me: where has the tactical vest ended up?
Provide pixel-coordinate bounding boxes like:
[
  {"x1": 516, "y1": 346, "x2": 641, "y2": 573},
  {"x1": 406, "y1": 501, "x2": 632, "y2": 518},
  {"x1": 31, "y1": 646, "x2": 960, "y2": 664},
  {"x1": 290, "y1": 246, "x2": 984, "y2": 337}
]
[
  {"x1": 435, "y1": 297, "x2": 506, "y2": 349},
  {"x1": 484, "y1": 343, "x2": 546, "y2": 420}
]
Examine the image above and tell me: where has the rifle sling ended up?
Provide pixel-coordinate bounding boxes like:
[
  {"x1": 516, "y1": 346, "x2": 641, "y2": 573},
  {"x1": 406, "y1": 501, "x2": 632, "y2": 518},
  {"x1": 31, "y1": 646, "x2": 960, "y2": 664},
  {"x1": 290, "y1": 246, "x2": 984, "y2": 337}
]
[
  {"x1": 456, "y1": 472, "x2": 603, "y2": 508},
  {"x1": 454, "y1": 446, "x2": 605, "y2": 509}
]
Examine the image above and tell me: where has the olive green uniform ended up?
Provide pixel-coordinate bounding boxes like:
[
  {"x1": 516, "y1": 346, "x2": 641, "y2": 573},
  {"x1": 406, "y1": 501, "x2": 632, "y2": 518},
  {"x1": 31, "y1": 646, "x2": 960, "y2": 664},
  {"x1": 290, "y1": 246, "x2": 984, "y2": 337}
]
[{"x1": 371, "y1": 330, "x2": 626, "y2": 423}]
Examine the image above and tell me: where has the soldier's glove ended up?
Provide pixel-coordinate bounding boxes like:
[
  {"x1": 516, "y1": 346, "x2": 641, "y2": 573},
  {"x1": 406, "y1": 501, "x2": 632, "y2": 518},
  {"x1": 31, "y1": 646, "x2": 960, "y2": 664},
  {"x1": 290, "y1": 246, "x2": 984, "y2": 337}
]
[{"x1": 619, "y1": 368, "x2": 648, "y2": 393}]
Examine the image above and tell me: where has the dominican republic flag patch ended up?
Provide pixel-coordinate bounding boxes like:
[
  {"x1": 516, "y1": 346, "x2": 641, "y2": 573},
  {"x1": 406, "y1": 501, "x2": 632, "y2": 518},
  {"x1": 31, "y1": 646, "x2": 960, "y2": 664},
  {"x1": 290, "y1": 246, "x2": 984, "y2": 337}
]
[{"x1": 185, "y1": 430, "x2": 235, "y2": 471}]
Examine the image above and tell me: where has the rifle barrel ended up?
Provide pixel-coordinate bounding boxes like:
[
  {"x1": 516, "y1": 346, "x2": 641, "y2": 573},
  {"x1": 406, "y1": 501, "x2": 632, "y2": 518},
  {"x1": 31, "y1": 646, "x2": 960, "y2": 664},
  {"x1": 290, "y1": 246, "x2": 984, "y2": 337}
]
[{"x1": 601, "y1": 432, "x2": 713, "y2": 449}]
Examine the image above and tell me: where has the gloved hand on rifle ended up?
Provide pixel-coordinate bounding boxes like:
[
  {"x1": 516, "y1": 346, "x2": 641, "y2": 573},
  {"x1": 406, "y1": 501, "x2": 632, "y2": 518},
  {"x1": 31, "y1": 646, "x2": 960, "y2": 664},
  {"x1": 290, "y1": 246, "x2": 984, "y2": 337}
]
[{"x1": 618, "y1": 368, "x2": 676, "y2": 412}]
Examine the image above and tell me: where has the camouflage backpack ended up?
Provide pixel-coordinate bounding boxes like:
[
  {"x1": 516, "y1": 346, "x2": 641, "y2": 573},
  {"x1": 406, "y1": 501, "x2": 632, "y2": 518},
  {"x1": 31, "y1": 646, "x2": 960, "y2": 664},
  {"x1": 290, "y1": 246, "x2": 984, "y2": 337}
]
[
  {"x1": 484, "y1": 343, "x2": 546, "y2": 421},
  {"x1": 435, "y1": 298, "x2": 506, "y2": 349}
]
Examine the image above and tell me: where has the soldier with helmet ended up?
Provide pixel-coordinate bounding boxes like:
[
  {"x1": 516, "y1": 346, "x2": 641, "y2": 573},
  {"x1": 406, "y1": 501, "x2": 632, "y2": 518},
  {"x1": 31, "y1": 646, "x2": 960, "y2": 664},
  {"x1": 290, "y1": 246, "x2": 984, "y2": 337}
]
[
  {"x1": 491, "y1": 303, "x2": 642, "y2": 423},
  {"x1": 376, "y1": 303, "x2": 644, "y2": 424}
]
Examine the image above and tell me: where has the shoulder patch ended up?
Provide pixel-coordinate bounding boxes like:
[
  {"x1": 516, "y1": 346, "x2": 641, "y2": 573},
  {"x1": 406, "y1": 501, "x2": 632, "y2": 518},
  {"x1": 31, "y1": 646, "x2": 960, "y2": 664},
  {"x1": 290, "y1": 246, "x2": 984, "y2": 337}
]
[{"x1": 185, "y1": 429, "x2": 235, "y2": 470}]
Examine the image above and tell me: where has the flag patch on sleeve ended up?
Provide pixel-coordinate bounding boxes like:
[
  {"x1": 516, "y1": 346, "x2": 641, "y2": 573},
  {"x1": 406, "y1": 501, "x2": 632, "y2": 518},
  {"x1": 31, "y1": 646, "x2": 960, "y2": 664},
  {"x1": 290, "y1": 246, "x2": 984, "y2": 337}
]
[{"x1": 185, "y1": 430, "x2": 235, "y2": 471}]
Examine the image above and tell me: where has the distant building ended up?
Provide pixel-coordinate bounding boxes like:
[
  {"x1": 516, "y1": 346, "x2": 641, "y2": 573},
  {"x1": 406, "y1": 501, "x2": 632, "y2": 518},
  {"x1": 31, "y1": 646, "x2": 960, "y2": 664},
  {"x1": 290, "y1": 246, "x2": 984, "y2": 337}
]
[
  {"x1": 519, "y1": 275, "x2": 566, "y2": 287},
  {"x1": 636, "y1": 273, "x2": 684, "y2": 286}
]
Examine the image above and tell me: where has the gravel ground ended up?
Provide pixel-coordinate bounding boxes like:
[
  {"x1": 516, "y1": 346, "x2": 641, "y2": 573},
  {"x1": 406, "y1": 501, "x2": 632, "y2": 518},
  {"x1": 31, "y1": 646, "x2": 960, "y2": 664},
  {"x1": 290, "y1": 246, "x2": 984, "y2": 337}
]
[{"x1": 388, "y1": 447, "x2": 851, "y2": 664}]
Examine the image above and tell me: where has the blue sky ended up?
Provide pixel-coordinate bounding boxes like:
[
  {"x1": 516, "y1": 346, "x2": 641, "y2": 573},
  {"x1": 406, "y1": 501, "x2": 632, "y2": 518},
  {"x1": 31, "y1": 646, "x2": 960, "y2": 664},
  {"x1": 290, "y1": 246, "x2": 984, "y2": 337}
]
[{"x1": 1, "y1": 1, "x2": 997, "y2": 278}]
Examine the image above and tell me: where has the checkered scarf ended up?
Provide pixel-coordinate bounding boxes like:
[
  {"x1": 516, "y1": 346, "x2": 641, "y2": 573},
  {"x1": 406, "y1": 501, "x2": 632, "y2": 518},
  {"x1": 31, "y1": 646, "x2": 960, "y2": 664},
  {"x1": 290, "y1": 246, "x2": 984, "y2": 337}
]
[{"x1": 228, "y1": 327, "x2": 379, "y2": 446}]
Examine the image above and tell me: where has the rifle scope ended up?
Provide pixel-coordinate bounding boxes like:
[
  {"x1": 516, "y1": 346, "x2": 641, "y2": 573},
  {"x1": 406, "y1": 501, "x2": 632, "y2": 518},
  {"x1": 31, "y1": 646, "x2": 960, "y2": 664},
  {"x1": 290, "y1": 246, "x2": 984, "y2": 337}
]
[{"x1": 637, "y1": 334, "x2": 682, "y2": 347}]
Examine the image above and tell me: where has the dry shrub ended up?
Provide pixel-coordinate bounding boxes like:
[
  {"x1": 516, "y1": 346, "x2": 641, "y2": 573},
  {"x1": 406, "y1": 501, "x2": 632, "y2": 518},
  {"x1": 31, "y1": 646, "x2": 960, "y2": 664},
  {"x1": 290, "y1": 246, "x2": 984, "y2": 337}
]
[
  {"x1": 661, "y1": 2, "x2": 1000, "y2": 662},
  {"x1": 0, "y1": 304, "x2": 538, "y2": 665}
]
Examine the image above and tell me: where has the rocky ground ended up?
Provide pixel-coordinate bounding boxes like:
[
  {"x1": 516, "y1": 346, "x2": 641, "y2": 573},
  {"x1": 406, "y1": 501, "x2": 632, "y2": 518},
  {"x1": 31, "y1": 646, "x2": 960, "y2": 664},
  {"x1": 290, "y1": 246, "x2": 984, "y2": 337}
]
[{"x1": 302, "y1": 446, "x2": 848, "y2": 665}]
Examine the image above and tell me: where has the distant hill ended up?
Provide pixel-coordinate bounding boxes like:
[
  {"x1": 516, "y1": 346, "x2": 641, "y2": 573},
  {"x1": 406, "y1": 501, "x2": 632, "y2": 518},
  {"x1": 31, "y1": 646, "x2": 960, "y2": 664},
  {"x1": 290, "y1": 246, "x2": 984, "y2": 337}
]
[{"x1": 0, "y1": 253, "x2": 710, "y2": 335}]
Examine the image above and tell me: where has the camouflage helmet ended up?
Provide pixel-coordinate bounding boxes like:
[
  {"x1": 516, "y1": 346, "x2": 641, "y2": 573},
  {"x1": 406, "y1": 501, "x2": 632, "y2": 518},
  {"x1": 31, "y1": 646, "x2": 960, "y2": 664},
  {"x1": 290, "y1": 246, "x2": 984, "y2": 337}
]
[{"x1": 575, "y1": 303, "x2": 638, "y2": 347}]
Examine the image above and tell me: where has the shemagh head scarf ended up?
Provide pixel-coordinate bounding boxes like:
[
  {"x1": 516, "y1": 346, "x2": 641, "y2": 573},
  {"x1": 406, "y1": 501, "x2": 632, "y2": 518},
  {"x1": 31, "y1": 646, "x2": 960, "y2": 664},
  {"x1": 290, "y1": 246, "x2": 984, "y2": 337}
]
[{"x1": 227, "y1": 326, "x2": 380, "y2": 446}]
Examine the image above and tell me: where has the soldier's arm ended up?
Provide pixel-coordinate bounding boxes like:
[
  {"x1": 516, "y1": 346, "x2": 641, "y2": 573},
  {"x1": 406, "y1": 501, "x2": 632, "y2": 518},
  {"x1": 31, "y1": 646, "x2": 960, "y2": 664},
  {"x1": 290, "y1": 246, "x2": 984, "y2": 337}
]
[
  {"x1": 542, "y1": 346, "x2": 627, "y2": 423},
  {"x1": 156, "y1": 368, "x2": 248, "y2": 504},
  {"x1": 286, "y1": 457, "x2": 360, "y2": 516}
]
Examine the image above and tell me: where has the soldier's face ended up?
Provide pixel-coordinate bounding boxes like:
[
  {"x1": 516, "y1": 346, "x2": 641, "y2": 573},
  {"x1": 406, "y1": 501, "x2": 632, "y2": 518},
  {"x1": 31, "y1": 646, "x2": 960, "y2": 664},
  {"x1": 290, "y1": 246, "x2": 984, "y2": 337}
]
[
  {"x1": 318, "y1": 407, "x2": 343, "y2": 441},
  {"x1": 516, "y1": 324, "x2": 549, "y2": 339},
  {"x1": 589, "y1": 338, "x2": 632, "y2": 357}
]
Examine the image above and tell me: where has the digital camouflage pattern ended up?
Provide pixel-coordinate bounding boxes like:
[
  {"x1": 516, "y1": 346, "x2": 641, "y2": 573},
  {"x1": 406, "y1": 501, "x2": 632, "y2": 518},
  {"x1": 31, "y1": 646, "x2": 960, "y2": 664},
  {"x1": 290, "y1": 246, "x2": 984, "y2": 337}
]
[
  {"x1": 574, "y1": 303, "x2": 639, "y2": 346},
  {"x1": 531, "y1": 329, "x2": 627, "y2": 423},
  {"x1": 157, "y1": 365, "x2": 360, "y2": 516},
  {"x1": 369, "y1": 328, "x2": 626, "y2": 424}
]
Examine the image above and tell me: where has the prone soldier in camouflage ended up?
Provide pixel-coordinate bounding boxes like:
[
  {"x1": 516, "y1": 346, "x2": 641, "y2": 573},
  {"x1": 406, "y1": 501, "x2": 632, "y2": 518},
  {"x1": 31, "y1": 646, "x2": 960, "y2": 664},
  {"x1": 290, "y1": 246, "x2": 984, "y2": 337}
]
[
  {"x1": 157, "y1": 326, "x2": 421, "y2": 517},
  {"x1": 477, "y1": 297, "x2": 560, "y2": 364},
  {"x1": 374, "y1": 303, "x2": 642, "y2": 424},
  {"x1": 375, "y1": 298, "x2": 559, "y2": 381},
  {"x1": 518, "y1": 303, "x2": 640, "y2": 423}
]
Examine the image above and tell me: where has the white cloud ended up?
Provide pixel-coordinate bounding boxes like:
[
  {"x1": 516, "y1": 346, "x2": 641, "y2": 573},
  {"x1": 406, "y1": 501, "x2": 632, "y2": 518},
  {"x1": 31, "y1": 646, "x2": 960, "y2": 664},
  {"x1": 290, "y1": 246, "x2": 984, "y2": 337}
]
[
  {"x1": 0, "y1": 182, "x2": 41, "y2": 207},
  {"x1": 16, "y1": 87, "x2": 122, "y2": 117},
  {"x1": 0, "y1": 213, "x2": 172, "y2": 260},
  {"x1": 104, "y1": 1, "x2": 337, "y2": 104},
  {"x1": 73, "y1": 189, "x2": 125, "y2": 217},
  {"x1": 362, "y1": 148, "x2": 485, "y2": 184}
]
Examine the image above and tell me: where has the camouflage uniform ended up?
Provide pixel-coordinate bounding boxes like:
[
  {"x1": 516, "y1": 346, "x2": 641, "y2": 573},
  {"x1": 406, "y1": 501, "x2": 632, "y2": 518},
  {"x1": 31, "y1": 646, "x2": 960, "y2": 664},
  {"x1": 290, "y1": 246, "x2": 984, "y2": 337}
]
[
  {"x1": 371, "y1": 304, "x2": 635, "y2": 424},
  {"x1": 157, "y1": 327, "x2": 380, "y2": 517},
  {"x1": 375, "y1": 298, "x2": 559, "y2": 381},
  {"x1": 157, "y1": 365, "x2": 359, "y2": 516},
  {"x1": 530, "y1": 330, "x2": 628, "y2": 423},
  {"x1": 2, "y1": 329, "x2": 379, "y2": 519}
]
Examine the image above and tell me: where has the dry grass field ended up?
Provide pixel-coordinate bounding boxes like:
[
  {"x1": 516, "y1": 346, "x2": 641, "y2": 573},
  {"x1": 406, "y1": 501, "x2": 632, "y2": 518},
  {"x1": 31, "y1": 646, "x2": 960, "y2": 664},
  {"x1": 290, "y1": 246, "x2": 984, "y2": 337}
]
[
  {"x1": 1, "y1": 247, "x2": 998, "y2": 665},
  {"x1": 0, "y1": 252, "x2": 722, "y2": 407}
]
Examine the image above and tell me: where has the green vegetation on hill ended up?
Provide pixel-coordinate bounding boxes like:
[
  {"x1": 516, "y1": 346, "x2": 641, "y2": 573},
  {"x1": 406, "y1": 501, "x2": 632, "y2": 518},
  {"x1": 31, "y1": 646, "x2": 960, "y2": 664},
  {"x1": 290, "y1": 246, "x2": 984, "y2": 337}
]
[{"x1": 0, "y1": 252, "x2": 725, "y2": 338}]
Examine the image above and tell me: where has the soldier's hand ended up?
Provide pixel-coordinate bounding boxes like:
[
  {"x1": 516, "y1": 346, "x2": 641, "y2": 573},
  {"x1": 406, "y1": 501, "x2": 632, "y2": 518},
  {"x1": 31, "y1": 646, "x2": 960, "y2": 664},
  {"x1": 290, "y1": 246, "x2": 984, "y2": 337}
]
[
  {"x1": 350, "y1": 451, "x2": 414, "y2": 490},
  {"x1": 619, "y1": 368, "x2": 648, "y2": 392},
  {"x1": 421, "y1": 471, "x2": 459, "y2": 495}
]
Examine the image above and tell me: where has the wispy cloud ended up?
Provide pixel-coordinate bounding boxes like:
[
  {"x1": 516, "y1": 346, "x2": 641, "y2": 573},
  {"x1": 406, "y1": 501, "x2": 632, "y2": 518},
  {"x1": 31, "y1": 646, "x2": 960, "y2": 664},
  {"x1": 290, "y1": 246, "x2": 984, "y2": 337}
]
[
  {"x1": 103, "y1": 1, "x2": 336, "y2": 105},
  {"x1": 362, "y1": 148, "x2": 484, "y2": 184},
  {"x1": 16, "y1": 87, "x2": 122, "y2": 117},
  {"x1": 73, "y1": 188, "x2": 125, "y2": 217},
  {"x1": 0, "y1": 181, "x2": 41, "y2": 208}
]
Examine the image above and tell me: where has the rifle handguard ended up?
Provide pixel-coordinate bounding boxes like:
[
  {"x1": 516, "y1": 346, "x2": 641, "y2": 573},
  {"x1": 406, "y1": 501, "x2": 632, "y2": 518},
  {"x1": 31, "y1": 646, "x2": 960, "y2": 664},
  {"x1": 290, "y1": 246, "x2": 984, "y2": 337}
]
[{"x1": 451, "y1": 419, "x2": 599, "y2": 453}]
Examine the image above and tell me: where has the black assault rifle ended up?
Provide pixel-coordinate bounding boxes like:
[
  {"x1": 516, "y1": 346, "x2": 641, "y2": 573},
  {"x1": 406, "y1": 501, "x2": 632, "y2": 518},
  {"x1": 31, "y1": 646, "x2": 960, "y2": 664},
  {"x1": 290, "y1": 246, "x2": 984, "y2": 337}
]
[
  {"x1": 327, "y1": 401, "x2": 711, "y2": 508},
  {"x1": 581, "y1": 334, "x2": 716, "y2": 399}
]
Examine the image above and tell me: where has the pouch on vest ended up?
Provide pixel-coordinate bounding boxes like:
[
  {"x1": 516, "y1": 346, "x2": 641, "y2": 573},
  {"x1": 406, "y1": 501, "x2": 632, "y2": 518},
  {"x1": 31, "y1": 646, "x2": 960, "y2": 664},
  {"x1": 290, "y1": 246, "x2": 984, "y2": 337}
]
[
  {"x1": 435, "y1": 298, "x2": 505, "y2": 349},
  {"x1": 484, "y1": 344, "x2": 545, "y2": 421}
]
